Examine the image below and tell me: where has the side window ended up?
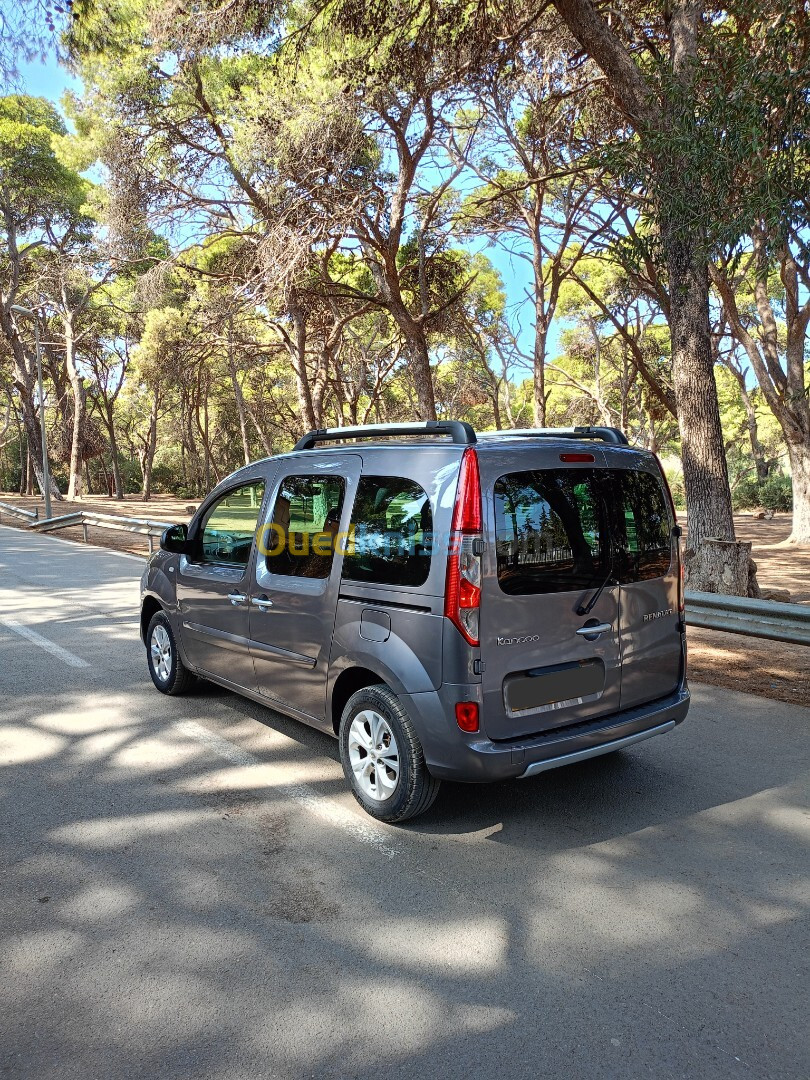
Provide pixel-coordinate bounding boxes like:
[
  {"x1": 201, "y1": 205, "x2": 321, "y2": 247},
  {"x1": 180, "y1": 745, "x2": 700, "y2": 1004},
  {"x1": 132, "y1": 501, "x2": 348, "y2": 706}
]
[
  {"x1": 611, "y1": 470, "x2": 673, "y2": 583},
  {"x1": 494, "y1": 469, "x2": 607, "y2": 595},
  {"x1": 342, "y1": 475, "x2": 433, "y2": 588},
  {"x1": 261, "y1": 475, "x2": 345, "y2": 579},
  {"x1": 199, "y1": 481, "x2": 265, "y2": 567}
]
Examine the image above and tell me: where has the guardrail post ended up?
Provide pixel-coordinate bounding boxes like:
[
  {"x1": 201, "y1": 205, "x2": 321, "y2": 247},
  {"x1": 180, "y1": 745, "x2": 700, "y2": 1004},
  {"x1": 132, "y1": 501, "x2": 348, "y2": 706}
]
[
  {"x1": 148, "y1": 535, "x2": 155, "y2": 553},
  {"x1": 82, "y1": 521, "x2": 88, "y2": 543}
]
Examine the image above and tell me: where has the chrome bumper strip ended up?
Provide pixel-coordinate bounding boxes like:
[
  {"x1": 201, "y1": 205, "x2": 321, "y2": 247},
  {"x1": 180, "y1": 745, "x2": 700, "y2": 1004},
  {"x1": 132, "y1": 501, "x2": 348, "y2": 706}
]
[{"x1": 518, "y1": 719, "x2": 676, "y2": 778}]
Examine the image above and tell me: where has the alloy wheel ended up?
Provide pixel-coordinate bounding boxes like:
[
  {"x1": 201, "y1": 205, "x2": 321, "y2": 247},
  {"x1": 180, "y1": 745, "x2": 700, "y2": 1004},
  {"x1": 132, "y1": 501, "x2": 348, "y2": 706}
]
[
  {"x1": 150, "y1": 624, "x2": 172, "y2": 682},
  {"x1": 347, "y1": 709, "x2": 400, "y2": 801}
]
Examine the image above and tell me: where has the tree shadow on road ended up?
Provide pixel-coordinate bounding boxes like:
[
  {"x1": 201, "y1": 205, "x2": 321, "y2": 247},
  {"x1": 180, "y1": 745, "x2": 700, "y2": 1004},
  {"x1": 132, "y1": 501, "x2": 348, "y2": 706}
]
[{"x1": 1, "y1": 674, "x2": 808, "y2": 1080}]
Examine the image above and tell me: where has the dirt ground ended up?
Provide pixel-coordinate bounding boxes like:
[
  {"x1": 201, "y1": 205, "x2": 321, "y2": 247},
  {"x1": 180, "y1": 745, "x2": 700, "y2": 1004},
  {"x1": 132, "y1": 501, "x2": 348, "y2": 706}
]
[{"x1": 2, "y1": 493, "x2": 808, "y2": 707}]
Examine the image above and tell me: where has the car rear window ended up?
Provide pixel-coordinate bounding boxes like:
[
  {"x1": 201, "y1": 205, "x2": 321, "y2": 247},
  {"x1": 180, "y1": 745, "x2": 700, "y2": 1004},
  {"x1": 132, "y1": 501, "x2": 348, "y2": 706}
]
[
  {"x1": 612, "y1": 470, "x2": 673, "y2": 583},
  {"x1": 495, "y1": 470, "x2": 608, "y2": 595},
  {"x1": 342, "y1": 476, "x2": 432, "y2": 587},
  {"x1": 494, "y1": 467, "x2": 673, "y2": 595}
]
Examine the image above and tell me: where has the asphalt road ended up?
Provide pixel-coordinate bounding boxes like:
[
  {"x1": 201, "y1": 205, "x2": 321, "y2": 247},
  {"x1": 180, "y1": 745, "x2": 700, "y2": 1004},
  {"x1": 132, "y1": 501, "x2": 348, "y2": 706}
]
[{"x1": 1, "y1": 524, "x2": 808, "y2": 1080}]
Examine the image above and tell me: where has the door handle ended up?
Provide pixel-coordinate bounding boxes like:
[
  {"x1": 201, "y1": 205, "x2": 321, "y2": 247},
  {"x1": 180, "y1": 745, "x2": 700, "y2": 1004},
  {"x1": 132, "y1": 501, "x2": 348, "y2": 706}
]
[
  {"x1": 251, "y1": 595, "x2": 273, "y2": 610},
  {"x1": 227, "y1": 592, "x2": 247, "y2": 605},
  {"x1": 576, "y1": 622, "x2": 612, "y2": 637}
]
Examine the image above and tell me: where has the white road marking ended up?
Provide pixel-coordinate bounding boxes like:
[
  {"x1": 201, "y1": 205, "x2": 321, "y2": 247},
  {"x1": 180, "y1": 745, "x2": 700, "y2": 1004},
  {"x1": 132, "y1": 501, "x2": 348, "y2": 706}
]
[
  {"x1": 175, "y1": 720, "x2": 401, "y2": 858},
  {"x1": 1, "y1": 618, "x2": 90, "y2": 668}
]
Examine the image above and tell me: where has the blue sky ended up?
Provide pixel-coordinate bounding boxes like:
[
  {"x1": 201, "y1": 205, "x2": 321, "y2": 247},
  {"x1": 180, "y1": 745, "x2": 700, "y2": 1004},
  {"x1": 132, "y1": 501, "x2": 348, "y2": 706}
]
[{"x1": 14, "y1": 51, "x2": 79, "y2": 103}]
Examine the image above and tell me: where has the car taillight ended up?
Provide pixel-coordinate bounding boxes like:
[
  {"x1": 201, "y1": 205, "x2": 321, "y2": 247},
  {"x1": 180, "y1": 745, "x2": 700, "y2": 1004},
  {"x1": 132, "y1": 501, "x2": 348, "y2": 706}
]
[
  {"x1": 444, "y1": 447, "x2": 482, "y2": 646},
  {"x1": 455, "y1": 701, "x2": 479, "y2": 733}
]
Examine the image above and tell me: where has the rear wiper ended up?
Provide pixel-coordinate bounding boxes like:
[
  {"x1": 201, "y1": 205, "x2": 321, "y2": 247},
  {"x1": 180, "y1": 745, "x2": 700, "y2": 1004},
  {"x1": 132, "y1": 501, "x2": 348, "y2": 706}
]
[{"x1": 576, "y1": 539, "x2": 614, "y2": 617}]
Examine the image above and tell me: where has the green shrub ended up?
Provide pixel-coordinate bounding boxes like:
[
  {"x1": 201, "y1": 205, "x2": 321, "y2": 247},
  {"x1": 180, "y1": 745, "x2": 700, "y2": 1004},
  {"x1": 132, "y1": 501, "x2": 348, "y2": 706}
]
[
  {"x1": 732, "y1": 473, "x2": 792, "y2": 512},
  {"x1": 758, "y1": 473, "x2": 792, "y2": 512},
  {"x1": 732, "y1": 477, "x2": 761, "y2": 511}
]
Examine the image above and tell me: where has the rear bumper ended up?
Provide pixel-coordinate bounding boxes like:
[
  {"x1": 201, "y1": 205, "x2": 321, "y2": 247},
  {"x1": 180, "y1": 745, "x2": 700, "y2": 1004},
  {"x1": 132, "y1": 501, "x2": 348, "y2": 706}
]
[
  {"x1": 401, "y1": 684, "x2": 690, "y2": 783},
  {"x1": 517, "y1": 719, "x2": 676, "y2": 778}
]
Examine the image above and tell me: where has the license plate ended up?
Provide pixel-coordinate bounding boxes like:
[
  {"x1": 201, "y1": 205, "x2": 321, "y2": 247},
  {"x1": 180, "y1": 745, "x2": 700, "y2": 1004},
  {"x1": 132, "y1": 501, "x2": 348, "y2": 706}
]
[{"x1": 504, "y1": 659, "x2": 605, "y2": 717}]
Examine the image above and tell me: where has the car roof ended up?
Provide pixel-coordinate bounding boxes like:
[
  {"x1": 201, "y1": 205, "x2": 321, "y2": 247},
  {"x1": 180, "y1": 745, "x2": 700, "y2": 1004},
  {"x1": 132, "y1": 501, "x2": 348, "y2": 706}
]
[{"x1": 216, "y1": 428, "x2": 651, "y2": 492}]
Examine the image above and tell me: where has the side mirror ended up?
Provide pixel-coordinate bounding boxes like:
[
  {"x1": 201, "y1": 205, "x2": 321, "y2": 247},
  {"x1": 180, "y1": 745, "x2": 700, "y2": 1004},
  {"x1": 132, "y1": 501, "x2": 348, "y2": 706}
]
[{"x1": 160, "y1": 523, "x2": 188, "y2": 554}]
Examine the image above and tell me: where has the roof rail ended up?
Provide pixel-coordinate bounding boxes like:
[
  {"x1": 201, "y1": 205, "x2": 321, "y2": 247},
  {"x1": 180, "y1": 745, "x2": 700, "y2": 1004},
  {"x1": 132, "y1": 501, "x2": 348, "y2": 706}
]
[
  {"x1": 293, "y1": 421, "x2": 477, "y2": 451},
  {"x1": 480, "y1": 426, "x2": 629, "y2": 446}
]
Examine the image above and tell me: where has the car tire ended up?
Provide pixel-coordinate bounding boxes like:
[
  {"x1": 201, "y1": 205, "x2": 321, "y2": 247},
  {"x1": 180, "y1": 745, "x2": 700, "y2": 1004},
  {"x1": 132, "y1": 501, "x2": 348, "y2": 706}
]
[
  {"x1": 339, "y1": 684, "x2": 441, "y2": 823},
  {"x1": 146, "y1": 610, "x2": 196, "y2": 696}
]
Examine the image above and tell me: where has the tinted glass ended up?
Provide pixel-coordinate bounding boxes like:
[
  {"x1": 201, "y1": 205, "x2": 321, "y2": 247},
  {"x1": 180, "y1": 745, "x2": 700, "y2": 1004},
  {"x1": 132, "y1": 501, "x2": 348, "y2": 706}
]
[
  {"x1": 262, "y1": 475, "x2": 345, "y2": 579},
  {"x1": 342, "y1": 476, "x2": 432, "y2": 587},
  {"x1": 200, "y1": 481, "x2": 265, "y2": 567},
  {"x1": 611, "y1": 470, "x2": 673, "y2": 583},
  {"x1": 495, "y1": 470, "x2": 607, "y2": 595},
  {"x1": 494, "y1": 467, "x2": 674, "y2": 595}
]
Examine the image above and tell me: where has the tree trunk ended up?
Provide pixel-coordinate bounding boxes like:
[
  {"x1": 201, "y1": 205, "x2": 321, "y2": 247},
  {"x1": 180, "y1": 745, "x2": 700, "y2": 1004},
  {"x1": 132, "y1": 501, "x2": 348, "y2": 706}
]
[
  {"x1": 105, "y1": 404, "x2": 124, "y2": 499},
  {"x1": 663, "y1": 228, "x2": 741, "y2": 588},
  {"x1": 20, "y1": 437, "x2": 28, "y2": 495},
  {"x1": 201, "y1": 380, "x2": 212, "y2": 491},
  {"x1": 549, "y1": 0, "x2": 747, "y2": 592},
  {"x1": 64, "y1": 314, "x2": 85, "y2": 500},
  {"x1": 723, "y1": 361, "x2": 769, "y2": 480},
  {"x1": 785, "y1": 439, "x2": 810, "y2": 544},
  {"x1": 404, "y1": 327, "x2": 437, "y2": 421},
  {"x1": 490, "y1": 373, "x2": 503, "y2": 431},
  {"x1": 685, "y1": 538, "x2": 756, "y2": 596},
  {"x1": 245, "y1": 402, "x2": 273, "y2": 457},
  {"x1": 287, "y1": 300, "x2": 317, "y2": 430},
  {"x1": 532, "y1": 260, "x2": 547, "y2": 426},
  {"x1": 18, "y1": 391, "x2": 60, "y2": 501},
  {"x1": 228, "y1": 328, "x2": 251, "y2": 466},
  {"x1": 141, "y1": 393, "x2": 159, "y2": 501},
  {"x1": 532, "y1": 320, "x2": 547, "y2": 428},
  {"x1": 741, "y1": 388, "x2": 769, "y2": 482}
]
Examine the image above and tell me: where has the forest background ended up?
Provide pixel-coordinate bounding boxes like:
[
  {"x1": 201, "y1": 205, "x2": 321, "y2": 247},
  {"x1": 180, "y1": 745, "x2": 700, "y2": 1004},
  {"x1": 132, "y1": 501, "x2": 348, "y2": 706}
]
[{"x1": 0, "y1": 0, "x2": 807, "y2": 592}]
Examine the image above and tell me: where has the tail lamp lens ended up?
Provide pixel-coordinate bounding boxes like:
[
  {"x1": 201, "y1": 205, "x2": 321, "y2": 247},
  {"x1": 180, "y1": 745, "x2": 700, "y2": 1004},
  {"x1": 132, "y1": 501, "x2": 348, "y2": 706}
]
[
  {"x1": 455, "y1": 701, "x2": 479, "y2": 733},
  {"x1": 444, "y1": 449, "x2": 482, "y2": 646}
]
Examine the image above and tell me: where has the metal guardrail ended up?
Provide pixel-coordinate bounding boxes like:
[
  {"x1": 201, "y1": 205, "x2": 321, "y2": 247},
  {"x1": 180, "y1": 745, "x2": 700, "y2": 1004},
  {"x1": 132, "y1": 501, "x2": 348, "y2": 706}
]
[
  {"x1": 685, "y1": 590, "x2": 810, "y2": 647},
  {"x1": 28, "y1": 509, "x2": 174, "y2": 553},
  {"x1": 0, "y1": 501, "x2": 39, "y2": 523},
  {"x1": 6, "y1": 504, "x2": 810, "y2": 641}
]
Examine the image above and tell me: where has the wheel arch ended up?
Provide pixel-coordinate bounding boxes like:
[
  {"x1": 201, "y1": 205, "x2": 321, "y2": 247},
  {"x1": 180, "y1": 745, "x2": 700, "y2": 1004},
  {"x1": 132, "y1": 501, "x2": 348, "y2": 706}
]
[
  {"x1": 140, "y1": 593, "x2": 163, "y2": 644},
  {"x1": 329, "y1": 665, "x2": 387, "y2": 736}
]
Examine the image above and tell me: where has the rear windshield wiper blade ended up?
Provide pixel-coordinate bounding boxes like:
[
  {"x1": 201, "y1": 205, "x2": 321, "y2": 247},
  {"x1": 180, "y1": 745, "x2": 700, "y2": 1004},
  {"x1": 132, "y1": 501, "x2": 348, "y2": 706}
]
[{"x1": 576, "y1": 539, "x2": 614, "y2": 617}]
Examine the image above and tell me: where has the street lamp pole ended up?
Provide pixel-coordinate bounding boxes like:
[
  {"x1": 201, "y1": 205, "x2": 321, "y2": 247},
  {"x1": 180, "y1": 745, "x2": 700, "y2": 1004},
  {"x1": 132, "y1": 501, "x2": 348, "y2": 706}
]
[{"x1": 11, "y1": 304, "x2": 52, "y2": 520}]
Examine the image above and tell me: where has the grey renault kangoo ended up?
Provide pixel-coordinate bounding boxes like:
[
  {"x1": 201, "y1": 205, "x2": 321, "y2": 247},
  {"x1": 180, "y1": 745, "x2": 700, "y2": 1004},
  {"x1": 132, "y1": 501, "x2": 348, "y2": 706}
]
[{"x1": 141, "y1": 422, "x2": 689, "y2": 822}]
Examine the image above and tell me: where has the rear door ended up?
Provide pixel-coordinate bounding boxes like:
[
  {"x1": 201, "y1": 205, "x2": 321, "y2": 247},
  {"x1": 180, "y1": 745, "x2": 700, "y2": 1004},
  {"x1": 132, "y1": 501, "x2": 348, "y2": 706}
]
[
  {"x1": 602, "y1": 452, "x2": 682, "y2": 709},
  {"x1": 249, "y1": 455, "x2": 361, "y2": 720},
  {"x1": 478, "y1": 449, "x2": 622, "y2": 741}
]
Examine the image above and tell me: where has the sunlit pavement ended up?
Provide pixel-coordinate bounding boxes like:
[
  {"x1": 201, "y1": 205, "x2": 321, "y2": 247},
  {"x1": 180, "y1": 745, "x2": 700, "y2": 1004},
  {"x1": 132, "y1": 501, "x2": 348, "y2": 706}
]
[{"x1": 1, "y1": 524, "x2": 808, "y2": 1080}]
